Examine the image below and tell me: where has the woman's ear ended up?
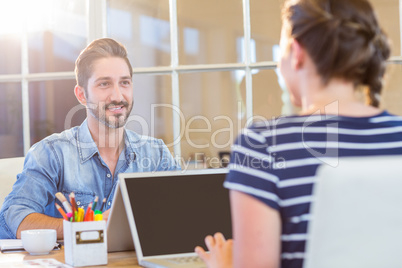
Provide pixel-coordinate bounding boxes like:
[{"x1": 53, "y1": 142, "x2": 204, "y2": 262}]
[
  {"x1": 74, "y1": 85, "x2": 87, "y2": 106},
  {"x1": 290, "y1": 39, "x2": 305, "y2": 70}
]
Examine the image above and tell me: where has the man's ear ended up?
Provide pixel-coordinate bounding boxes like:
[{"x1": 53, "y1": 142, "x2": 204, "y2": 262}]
[
  {"x1": 74, "y1": 85, "x2": 87, "y2": 106},
  {"x1": 290, "y1": 39, "x2": 305, "y2": 70}
]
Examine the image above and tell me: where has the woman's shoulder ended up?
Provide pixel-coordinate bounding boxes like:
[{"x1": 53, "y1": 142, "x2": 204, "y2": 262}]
[
  {"x1": 247, "y1": 110, "x2": 402, "y2": 131},
  {"x1": 245, "y1": 114, "x2": 330, "y2": 136},
  {"x1": 365, "y1": 110, "x2": 402, "y2": 125}
]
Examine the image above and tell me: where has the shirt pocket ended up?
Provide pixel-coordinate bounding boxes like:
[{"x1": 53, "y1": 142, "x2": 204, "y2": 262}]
[{"x1": 61, "y1": 190, "x2": 95, "y2": 209}]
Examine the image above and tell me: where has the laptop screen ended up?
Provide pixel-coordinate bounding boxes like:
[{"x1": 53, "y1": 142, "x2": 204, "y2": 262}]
[{"x1": 122, "y1": 171, "x2": 232, "y2": 257}]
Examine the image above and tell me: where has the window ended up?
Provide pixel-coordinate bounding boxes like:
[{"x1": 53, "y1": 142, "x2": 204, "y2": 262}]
[
  {"x1": 0, "y1": 0, "x2": 86, "y2": 158},
  {"x1": 1, "y1": 0, "x2": 402, "y2": 166}
]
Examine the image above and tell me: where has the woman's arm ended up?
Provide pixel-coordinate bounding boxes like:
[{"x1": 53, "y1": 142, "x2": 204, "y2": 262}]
[
  {"x1": 195, "y1": 190, "x2": 281, "y2": 268},
  {"x1": 230, "y1": 190, "x2": 281, "y2": 268}
]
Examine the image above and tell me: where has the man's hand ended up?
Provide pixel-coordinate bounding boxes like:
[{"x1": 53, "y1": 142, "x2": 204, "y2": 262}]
[
  {"x1": 102, "y1": 209, "x2": 110, "y2": 222},
  {"x1": 195, "y1": 232, "x2": 233, "y2": 268}
]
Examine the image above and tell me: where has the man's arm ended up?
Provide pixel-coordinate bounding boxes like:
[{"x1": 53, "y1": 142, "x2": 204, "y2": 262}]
[
  {"x1": 0, "y1": 138, "x2": 64, "y2": 239},
  {"x1": 16, "y1": 213, "x2": 63, "y2": 239}
]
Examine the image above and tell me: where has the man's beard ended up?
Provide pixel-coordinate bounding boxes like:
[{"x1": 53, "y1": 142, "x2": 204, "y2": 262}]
[{"x1": 87, "y1": 100, "x2": 133, "y2": 129}]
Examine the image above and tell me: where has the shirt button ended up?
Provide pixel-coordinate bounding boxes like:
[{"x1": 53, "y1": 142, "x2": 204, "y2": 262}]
[
  {"x1": 108, "y1": 202, "x2": 111, "y2": 206},
  {"x1": 107, "y1": 174, "x2": 111, "y2": 178},
  {"x1": 77, "y1": 201, "x2": 81, "y2": 206}
]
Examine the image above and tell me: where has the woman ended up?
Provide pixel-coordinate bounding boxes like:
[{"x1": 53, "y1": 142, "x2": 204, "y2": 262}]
[{"x1": 195, "y1": 0, "x2": 401, "y2": 267}]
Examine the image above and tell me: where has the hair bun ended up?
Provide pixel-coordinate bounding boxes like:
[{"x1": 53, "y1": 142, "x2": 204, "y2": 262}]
[{"x1": 283, "y1": 0, "x2": 391, "y2": 107}]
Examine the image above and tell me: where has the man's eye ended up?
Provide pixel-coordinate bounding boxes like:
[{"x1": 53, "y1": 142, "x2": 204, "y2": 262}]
[
  {"x1": 99, "y1": 82, "x2": 109, "y2": 87},
  {"x1": 121, "y1": 81, "x2": 131, "y2": 85}
]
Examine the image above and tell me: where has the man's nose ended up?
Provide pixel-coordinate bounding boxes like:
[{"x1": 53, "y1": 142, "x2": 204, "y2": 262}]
[{"x1": 110, "y1": 84, "x2": 124, "y2": 102}]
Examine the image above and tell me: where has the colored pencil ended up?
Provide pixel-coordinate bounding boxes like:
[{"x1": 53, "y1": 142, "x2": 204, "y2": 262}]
[
  {"x1": 92, "y1": 196, "x2": 98, "y2": 211},
  {"x1": 55, "y1": 203, "x2": 68, "y2": 220},
  {"x1": 55, "y1": 192, "x2": 72, "y2": 214},
  {"x1": 69, "y1": 192, "x2": 77, "y2": 222},
  {"x1": 100, "y1": 198, "x2": 107, "y2": 211},
  {"x1": 84, "y1": 202, "x2": 93, "y2": 221}
]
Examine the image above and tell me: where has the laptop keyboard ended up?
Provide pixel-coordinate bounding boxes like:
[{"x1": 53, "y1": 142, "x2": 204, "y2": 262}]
[{"x1": 166, "y1": 256, "x2": 203, "y2": 264}]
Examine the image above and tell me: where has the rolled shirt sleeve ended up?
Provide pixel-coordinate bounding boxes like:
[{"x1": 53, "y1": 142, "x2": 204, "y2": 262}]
[{"x1": 0, "y1": 141, "x2": 60, "y2": 238}]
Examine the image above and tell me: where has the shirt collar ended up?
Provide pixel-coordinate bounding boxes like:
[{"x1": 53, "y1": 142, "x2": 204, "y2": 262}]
[
  {"x1": 76, "y1": 119, "x2": 138, "y2": 164},
  {"x1": 76, "y1": 120, "x2": 98, "y2": 164}
]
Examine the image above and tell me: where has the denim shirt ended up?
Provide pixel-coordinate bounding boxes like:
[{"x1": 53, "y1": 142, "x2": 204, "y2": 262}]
[{"x1": 0, "y1": 120, "x2": 180, "y2": 239}]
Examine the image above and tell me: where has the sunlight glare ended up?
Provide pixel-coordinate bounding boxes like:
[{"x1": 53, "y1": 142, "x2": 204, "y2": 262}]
[{"x1": 0, "y1": 0, "x2": 53, "y2": 35}]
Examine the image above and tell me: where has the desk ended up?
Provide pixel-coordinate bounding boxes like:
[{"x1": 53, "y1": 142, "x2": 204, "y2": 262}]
[{"x1": 0, "y1": 248, "x2": 142, "y2": 267}]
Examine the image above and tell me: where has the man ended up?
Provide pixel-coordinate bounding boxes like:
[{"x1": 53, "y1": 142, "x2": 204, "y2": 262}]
[{"x1": 0, "y1": 38, "x2": 180, "y2": 239}]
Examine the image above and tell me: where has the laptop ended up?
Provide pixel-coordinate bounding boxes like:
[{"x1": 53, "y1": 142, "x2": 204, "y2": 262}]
[
  {"x1": 107, "y1": 183, "x2": 135, "y2": 252},
  {"x1": 304, "y1": 156, "x2": 402, "y2": 268},
  {"x1": 119, "y1": 168, "x2": 232, "y2": 268}
]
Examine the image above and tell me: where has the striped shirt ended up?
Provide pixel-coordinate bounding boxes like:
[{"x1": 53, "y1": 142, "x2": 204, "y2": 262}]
[{"x1": 224, "y1": 111, "x2": 402, "y2": 268}]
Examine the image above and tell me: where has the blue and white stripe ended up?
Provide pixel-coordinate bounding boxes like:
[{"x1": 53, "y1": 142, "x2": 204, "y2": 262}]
[{"x1": 224, "y1": 111, "x2": 402, "y2": 268}]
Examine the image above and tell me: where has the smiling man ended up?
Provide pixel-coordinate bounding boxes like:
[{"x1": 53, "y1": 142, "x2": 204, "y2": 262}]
[{"x1": 0, "y1": 38, "x2": 180, "y2": 239}]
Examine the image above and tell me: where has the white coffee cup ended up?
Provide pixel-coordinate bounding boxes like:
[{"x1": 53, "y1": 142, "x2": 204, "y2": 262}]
[{"x1": 21, "y1": 229, "x2": 57, "y2": 255}]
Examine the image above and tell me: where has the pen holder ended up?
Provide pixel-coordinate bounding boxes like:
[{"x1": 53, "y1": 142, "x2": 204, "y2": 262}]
[{"x1": 63, "y1": 220, "x2": 108, "y2": 267}]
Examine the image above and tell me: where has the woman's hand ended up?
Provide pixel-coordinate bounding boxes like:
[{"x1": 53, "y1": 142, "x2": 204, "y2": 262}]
[{"x1": 195, "y1": 232, "x2": 233, "y2": 268}]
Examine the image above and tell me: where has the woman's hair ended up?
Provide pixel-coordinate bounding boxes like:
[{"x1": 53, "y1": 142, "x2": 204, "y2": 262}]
[
  {"x1": 282, "y1": 0, "x2": 391, "y2": 107},
  {"x1": 75, "y1": 38, "x2": 133, "y2": 94}
]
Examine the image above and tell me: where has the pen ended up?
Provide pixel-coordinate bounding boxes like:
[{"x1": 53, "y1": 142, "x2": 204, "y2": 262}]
[
  {"x1": 78, "y1": 207, "x2": 85, "y2": 222},
  {"x1": 55, "y1": 203, "x2": 68, "y2": 220},
  {"x1": 95, "y1": 213, "x2": 103, "y2": 221},
  {"x1": 94, "y1": 210, "x2": 103, "y2": 221}
]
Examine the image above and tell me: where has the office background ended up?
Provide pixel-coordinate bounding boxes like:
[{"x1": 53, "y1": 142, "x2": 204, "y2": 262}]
[{"x1": 0, "y1": 0, "x2": 401, "y2": 166}]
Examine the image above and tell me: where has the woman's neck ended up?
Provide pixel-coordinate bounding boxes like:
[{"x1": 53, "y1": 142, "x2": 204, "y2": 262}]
[{"x1": 298, "y1": 78, "x2": 382, "y2": 117}]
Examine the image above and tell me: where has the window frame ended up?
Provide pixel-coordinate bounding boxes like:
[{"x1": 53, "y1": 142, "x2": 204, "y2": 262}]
[{"x1": 0, "y1": 0, "x2": 401, "y2": 158}]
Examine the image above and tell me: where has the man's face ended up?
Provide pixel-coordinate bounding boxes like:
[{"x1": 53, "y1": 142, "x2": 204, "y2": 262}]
[{"x1": 85, "y1": 57, "x2": 133, "y2": 129}]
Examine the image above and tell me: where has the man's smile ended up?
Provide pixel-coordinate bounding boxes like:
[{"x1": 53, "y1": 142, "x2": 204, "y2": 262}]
[{"x1": 108, "y1": 106, "x2": 124, "y2": 112}]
